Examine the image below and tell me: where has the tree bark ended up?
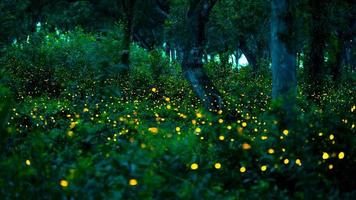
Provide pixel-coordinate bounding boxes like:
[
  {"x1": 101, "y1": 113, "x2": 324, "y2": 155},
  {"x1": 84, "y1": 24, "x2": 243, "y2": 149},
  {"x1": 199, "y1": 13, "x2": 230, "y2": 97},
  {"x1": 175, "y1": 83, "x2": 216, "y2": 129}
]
[
  {"x1": 305, "y1": 0, "x2": 327, "y2": 95},
  {"x1": 329, "y1": 33, "x2": 344, "y2": 82},
  {"x1": 239, "y1": 40, "x2": 257, "y2": 72},
  {"x1": 271, "y1": 0, "x2": 297, "y2": 121},
  {"x1": 182, "y1": 0, "x2": 223, "y2": 111},
  {"x1": 120, "y1": 0, "x2": 136, "y2": 73},
  {"x1": 344, "y1": 39, "x2": 356, "y2": 72},
  {"x1": 121, "y1": 19, "x2": 131, "y2": 71}
]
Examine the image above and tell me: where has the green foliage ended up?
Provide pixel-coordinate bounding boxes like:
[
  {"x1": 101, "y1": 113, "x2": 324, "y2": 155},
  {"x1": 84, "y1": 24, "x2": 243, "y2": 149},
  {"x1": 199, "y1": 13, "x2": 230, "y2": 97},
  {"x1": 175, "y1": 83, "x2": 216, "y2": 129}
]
[
  {"x1": 0, "y1": 85, "x2": 12, "y2": 133},
  {"x1": 0, "y1": 19, "x2": 355, "y2": 200},
  {"x1": 1, "y1": 28, "x2": 121, "y2": 97}
]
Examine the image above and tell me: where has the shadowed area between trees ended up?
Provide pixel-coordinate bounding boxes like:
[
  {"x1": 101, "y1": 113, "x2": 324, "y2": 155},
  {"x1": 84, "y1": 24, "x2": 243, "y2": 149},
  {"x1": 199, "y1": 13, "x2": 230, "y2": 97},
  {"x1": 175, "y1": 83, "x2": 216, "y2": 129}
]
[{"x1": 0, "y1": 0, "x2": 355, "y2": 199}]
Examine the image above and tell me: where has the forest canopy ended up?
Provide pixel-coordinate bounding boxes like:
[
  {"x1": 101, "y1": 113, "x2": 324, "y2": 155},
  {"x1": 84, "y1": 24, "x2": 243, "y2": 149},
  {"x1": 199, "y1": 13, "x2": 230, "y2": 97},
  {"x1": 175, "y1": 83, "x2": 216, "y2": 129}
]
[{"x1": 0, "y1": 0, "x2": 355, "y2": 199}]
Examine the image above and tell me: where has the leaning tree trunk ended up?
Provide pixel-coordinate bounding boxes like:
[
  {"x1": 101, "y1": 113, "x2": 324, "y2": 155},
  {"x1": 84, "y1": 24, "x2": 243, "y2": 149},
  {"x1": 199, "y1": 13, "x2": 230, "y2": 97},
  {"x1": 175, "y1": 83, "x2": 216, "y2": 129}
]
[
  {"x1": 271, "y1": 0, "x2": 297, "y2": 122},
  {"x1": 239, "y1": 40, "x2": 258, "y2": 73},
  {"x1": 182, "y1": 0, "x2": 223, "y2": 112}
]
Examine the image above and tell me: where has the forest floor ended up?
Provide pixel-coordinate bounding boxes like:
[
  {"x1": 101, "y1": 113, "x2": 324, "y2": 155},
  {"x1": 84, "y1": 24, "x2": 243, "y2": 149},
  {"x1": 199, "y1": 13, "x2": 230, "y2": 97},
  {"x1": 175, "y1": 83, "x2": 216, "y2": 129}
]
[
  {"x1": 1, "y1": 73, "x2": 355, "y2": 199},
  {"x1": 0, "y1": 31, "x2": 355, "y2": 199}
]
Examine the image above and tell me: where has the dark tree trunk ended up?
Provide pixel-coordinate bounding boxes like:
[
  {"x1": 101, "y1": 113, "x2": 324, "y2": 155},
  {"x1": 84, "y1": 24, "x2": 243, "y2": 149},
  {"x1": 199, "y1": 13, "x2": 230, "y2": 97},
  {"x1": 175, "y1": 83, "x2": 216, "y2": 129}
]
[
  {"x1": 165, "y1": 42, "x2": 171, "y2": 57},
  {"x1": 271, "y1": 0, "x2": 297, "y2": 123},
  {"x1": 344, "y1": 38, "x2": 355, "y2": 73},
  {"x1": 329, "y1": 34, "x2": 344, "y2": 82},
  {"x1": 182, "y1": 0, "x2": 222, "y2": 112},
  {"x1": 176, "y1": 46, "x2": 184, "y2": 63},
  {"x1": 239, "y1": 40, "x2": 257, "y2": 72},
  {"x1": 306, "y1": 0, "x2": 327, "y2": 94},
  {"x1": 121, "y1": 19, "x2": 131, "y2": 71},
  {"x1": 235, "y1": 48, "x2": 242, "y2": 62},
  {"x1": 120, "y1": 0, "x2": 136, "y2": 73}
]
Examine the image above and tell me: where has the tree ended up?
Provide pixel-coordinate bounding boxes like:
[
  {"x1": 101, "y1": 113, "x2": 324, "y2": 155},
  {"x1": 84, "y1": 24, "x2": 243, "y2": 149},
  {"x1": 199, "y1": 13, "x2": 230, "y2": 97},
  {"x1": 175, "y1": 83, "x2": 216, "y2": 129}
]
[
  {"x1": 305, "y1": 0, "x2": 327, "y2": 95},
  {"x1": 0, "y1": 0, "x2": 30, "y2": 50},
  {"x1": 271, "y1": 0, "x2": 297, "y2": 122},
  {"x1": 207, "y1": 0, "x2": 270, "y2": 74},
  {"x1": 326, "y1": 0, "x2": 356, "y2": 81},
  {"x1": 182, "y1": 0, "x2": 223, "y2": 111},
  {"x1": 118, "y1": 0, "x2": 137, "y2": 72}
]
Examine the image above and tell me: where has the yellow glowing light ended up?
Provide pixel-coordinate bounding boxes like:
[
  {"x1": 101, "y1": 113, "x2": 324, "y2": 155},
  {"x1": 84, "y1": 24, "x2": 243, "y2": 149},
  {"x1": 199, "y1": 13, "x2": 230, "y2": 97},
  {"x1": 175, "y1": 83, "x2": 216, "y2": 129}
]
[
  {"x1": 329, "y1": 134, "x2": 334, "y2": 140},
  {"x1": 242, "y1": 143, "x2": 251, "y2": 150},
  {"x1": 283, "y1": 159, "x2": 289, "y2": 165},
  {"x1": 196, "y1": 113, "x2": 202, "y2": 118},
  {"x1": 60, "y1": 180, "x2": 69, "y2": 187},
  {"x1": 165, "y1": 97, "x2": 170, "y2": 102},
  {"x1": 338, "y1": 152, "x2": 345, "y2": 159},
  {"x1": 295, "y1": 159, "x2": 302, "y2": 166},
  {"x1": 195, "y1": 127, "x2": 201, "y2": 133},
  {"x1": 67, "y1": 131, "x2": 74, "y2": 137},
  {"x1": 261, "y1": 165, "x2": 267, "y2": 171},
  {"x1": 190, "y1": 163, "x2": 199, "y2": 170},
  {"x1": 175, "y1": 127, "x2": 181, "y2": 132},
  {"x1": 218, "y1": 110, "x2": 223, "y2": 115},
  {"x1": 148, "y1": 127, "x2": 158, "y2": 134},
  {"x1": 283, "y1": 129, "x2": 289, "y2": 136},
  {"x1": 227, "y1": 125, "x2": 232, "y2": 130},
  {"x1": 218, "y1": 119, "x2": 224, "y2": 124},
  {"x1": 129, "y1": 179, "x2": 138, "y2": 186},
  {"x1": 322, "y1": 152, "x2": 329, "y2": 160},
  {"x1": 328, "y1": 164, "x2": 333, "y2": 170},
  {"x1": 69, "y1": 122, "x2": 77, "y2": 129},
  {"x1": 25, "y1": 160, "x2": 31, "y2": 166},
  {"x1": 268, "y1": 148, "x2": 275, "y2": 154},
  {"x1": 214, "y1": 163, "x2": 222, "y2": 169},
  {"x1": 83, "y1": 108, "x2": 89, "y2": 112},
  {"x1": 151, "y1": 88, "x2": 157, "y2": 92},
  {"x1": 166, "y1": 105, "x2": 171, "y2": 109},
  {"x1": 219, "y1": 135, "x2": 225, "y2": 141},
  {"x1": 261, "y1": 136, "x2": 268, "y2": 140},
  {"x1": 240, "y1": 166, "x2": 246, "y2": 173},
  {"x1": 242, "y1": 122, "x2": 247, "y2": 127}
]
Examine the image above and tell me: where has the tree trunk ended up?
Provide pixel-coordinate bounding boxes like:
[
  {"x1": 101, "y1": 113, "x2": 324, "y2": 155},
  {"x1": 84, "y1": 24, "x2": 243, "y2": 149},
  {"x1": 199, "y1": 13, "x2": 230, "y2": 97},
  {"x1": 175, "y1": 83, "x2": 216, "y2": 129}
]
[
  {"x1": 329, "y1": 34, "x2": 344, "y2": 82},
  {"x1": 306, "y1": 0, "x2": 327, "y2": 95},
  {"x1": 182, "y1": 0, "x2": 222, "y2": 112},
  {"x1": 165, "y1": 42, "x2": 171, "y2": 56},
  {"x1": 176, "y1": 46, "x2": 184, "y2": 63},
  {"x1": 271, "y1": 0, "x2": 297, "y2": 121},
  {"x1": 344, "y1": 39, "x2": 355, "y2": 73},
  {"x1": 121, "y1": 19, "x2": 131, "y2": 72},
  {"x1": 239, "y1": 40, "x2": 257, "y2": 72},
  {"x1": 120, "y1": 0, "x2": 136, "y2": 73}
]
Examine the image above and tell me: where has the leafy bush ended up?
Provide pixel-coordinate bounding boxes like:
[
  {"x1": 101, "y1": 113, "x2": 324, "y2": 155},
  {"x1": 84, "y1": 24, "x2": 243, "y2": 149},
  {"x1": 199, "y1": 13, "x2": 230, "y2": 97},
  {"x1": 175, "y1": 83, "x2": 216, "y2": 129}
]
[{"x1": 0, "y1": 28, "x2": 355, "y2": 199}]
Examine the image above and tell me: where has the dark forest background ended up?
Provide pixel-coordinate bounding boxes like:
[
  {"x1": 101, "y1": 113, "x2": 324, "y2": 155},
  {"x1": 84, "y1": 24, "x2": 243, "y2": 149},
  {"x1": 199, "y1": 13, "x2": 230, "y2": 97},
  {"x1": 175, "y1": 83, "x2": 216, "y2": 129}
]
[{"x1": 0, "y1": 0, "x2": 355, "y2": 199}]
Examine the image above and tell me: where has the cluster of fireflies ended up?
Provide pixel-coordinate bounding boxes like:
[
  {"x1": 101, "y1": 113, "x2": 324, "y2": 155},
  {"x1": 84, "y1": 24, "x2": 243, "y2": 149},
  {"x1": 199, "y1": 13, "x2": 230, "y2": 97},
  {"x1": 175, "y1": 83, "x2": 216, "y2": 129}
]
[{"x1": 8, "y1": 85, "x2": 352, "y2": 190}]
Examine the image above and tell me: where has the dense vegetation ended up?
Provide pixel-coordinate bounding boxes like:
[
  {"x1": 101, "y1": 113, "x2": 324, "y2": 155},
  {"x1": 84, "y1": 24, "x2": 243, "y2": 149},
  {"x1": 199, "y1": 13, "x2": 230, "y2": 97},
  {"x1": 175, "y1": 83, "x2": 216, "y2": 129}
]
[{"x1": 0, "y1": 0, "x2": 355, "y2": 199}]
